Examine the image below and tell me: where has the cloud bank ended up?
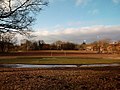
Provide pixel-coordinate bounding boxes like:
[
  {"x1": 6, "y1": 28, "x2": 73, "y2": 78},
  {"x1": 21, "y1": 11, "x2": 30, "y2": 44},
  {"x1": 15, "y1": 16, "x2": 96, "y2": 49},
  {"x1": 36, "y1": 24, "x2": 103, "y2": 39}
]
[{"x1": 31, "y1": 25, "x2": 120, "y2": 44}]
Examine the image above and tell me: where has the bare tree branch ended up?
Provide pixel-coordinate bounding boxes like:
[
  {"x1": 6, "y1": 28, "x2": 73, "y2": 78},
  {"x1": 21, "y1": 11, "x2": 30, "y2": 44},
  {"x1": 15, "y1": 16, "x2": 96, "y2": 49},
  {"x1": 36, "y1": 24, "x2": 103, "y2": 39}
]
[{"x1": 0, "y1": 0, "x2": 48, "y2": 34}]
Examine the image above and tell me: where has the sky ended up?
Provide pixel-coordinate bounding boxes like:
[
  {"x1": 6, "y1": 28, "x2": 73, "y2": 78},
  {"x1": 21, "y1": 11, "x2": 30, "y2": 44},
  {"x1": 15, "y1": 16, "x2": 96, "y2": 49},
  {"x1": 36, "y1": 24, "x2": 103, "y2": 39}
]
[{"x1": 29, "y1": 0, "x2": 120, "y2": 44}]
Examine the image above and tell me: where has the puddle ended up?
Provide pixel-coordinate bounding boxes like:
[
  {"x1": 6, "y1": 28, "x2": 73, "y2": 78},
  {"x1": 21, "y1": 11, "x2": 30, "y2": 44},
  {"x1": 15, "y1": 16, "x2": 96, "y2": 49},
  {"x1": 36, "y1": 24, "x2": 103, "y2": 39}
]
[
  {"x1": 0, "y1": 64, "x2": 77, "y2": 68},
  {"x1": 80, "y1": 64, "x2": 120, "y2": 67},
  {"x1": 0, "y1": 64, "x2": 119, "y2": 68}
]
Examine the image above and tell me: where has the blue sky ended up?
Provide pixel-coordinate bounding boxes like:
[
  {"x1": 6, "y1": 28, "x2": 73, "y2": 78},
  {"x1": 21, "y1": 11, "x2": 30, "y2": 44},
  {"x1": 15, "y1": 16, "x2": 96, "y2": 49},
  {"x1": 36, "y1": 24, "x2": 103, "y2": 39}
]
[{"x1": 30, "y1": 0, "x2": 120, "y2": 43}]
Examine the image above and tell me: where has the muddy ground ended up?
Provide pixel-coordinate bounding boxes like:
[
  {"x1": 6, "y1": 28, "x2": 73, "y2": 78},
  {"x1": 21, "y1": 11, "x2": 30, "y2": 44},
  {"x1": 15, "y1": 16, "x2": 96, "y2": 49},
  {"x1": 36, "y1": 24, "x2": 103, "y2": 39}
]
[{"x1": 0, "y1": 66, "x2": 120, "y2": 90}]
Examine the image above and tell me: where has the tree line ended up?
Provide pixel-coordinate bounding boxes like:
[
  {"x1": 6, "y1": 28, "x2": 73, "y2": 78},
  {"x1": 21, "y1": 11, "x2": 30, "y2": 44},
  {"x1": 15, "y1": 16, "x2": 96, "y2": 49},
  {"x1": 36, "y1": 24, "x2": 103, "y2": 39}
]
[
  {"x1": 0, "y1": 33, "x2": 120, "y2": 54},
  {"x1": 19, "y1": 40, "x2": 77, "y2": 51}
]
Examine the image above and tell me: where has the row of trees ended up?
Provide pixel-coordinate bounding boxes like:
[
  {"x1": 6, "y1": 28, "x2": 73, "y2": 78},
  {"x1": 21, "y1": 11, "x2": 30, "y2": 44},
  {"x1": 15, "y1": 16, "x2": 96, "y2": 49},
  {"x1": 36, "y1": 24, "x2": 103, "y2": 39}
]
[
  {"x1": 19, "y1": 40, "x2": 77, "y2": 51},
  {"x1": 87, "y1": 39, "x2": 120, "y2": 54},
  {"x1": 0, "y1": 33, "x2": 120, "y2": 54},
  {"x1": 20, "y1": 39, "x2": 45, "y2": 51}
]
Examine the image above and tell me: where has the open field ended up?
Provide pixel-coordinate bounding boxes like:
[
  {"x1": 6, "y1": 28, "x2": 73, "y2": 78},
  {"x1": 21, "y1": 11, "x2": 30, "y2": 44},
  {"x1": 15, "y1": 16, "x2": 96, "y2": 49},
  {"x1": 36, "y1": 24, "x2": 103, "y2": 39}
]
[
  {"x1": 0, "y1": 51, "x2": 120, "y2": 64},
  {"x1": 0, "y1": 56, "x2": 120, "y2": 64},
  {"x1": 0, "y1": 66, "x2": 120, "y2": 90}
]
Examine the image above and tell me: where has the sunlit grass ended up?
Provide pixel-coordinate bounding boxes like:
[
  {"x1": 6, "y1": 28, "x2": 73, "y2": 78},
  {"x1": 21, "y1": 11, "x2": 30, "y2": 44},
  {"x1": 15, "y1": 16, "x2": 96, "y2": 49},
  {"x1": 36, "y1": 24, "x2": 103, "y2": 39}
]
[{"x1": 0, "y1": 56, "x2": 120, "y2": 64}]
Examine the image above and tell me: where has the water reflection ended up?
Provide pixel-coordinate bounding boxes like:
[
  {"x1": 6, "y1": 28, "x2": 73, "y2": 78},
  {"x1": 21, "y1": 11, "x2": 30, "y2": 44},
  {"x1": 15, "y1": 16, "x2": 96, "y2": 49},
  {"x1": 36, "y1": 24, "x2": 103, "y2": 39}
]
[
  {"x1": 0, "y1": 64, "x2": 77, "y2": 68},
  {"x1": 0, "y1": 64, "x2": 119, "y2": 68}
]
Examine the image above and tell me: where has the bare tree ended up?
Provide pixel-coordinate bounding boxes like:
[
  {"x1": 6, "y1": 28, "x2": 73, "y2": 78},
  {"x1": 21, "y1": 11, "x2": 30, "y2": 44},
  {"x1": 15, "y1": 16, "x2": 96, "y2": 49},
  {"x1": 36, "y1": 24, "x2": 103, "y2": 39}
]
[
  {"x1": 0, "y1": 0, "x2": 48, "y2": 34},
  {"x1": 0, "y1": 32, "x2": 17, "y2": 52},
  {"x1": 92, "y1": 39, "x2": 111, "y2": 53},
  {"x1": 20, "y1": 39, "x2": 34, "y2": 51}
]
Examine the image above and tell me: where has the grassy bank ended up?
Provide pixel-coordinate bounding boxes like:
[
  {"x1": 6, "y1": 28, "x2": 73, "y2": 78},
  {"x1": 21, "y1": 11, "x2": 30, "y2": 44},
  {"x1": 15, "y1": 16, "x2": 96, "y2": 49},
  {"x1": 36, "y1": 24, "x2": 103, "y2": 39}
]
[{"x1": 0, "y1": 56, "x2": 120, "y2": 64}]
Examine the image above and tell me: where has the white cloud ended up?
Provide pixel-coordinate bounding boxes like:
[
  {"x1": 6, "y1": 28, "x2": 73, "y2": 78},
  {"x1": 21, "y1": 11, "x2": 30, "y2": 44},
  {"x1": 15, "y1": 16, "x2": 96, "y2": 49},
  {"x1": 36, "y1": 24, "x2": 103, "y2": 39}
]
[
  {"x1": 30, "y1": 25, "x2": 120, "y2": 44},
  {"x1": 75, "y1": 0, "x2": 91, "y2": 6},
  {"x1": 112, "y1": 0, "x2": 120, "y2": 4}
]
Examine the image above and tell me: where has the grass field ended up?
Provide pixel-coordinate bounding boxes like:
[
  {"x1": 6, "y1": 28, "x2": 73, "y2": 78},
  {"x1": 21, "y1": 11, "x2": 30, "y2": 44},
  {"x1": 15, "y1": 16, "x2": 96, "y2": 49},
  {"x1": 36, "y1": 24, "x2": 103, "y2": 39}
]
[
  {"x1": 0, "y1": 56, "x2": 120, "y2": 64},
  {"x1": 0, "y1": 51, "x2": 120, "y2": 64}
]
